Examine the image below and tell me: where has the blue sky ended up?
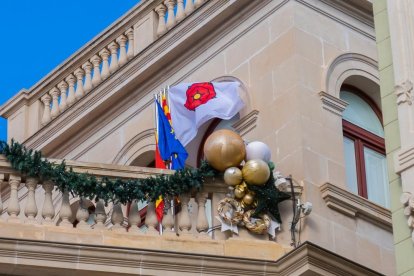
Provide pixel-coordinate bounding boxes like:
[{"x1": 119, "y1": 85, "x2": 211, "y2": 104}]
[{"x1": 0, "y1": 0, "x2": 139, "y2": 141}]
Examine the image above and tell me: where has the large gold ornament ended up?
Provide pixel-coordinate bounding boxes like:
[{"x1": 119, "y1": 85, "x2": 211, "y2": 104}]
[
  {"x1": 242, "y1": 159, "x2": 270, "y2": 185},
  {"x1": 224, "y1": 167, "x2": 243, "y2": 186},
  {"x1": 203, "y1": 129, "x2": 246, "y2": 171}
]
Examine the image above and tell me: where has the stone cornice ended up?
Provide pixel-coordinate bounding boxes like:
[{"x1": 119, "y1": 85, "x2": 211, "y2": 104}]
[
  {"x1": 0, "y1": 89, "x2": 30, "y2": 118},
  {"x1": 320, "y1": 182, "x2": 392, "y2": 231},
  {"x1": 0, "y1": 238, "x2": 382, "y2": 275}
]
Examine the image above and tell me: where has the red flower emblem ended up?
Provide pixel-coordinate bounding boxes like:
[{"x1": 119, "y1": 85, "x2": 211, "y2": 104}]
[{"x1": 184, "y1": 82, "x2": 216, "y2": 111}]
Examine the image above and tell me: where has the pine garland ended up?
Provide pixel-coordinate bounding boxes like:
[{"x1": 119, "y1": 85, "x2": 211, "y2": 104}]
[{"x1": 0, "y1": 140, "x2": 218, "y2": 205}]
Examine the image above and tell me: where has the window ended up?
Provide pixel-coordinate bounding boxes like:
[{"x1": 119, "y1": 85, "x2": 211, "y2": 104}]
[{"x1": 341, "y1": 87, "x2": 390, "y2": 208}]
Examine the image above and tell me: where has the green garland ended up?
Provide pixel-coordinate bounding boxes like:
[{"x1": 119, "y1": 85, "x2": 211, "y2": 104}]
[
  {"x1": 0, "y1": 140, "x2": 290, "y2": 223},
  {"x1": 0, "y1": 140, "x2": 218, "y2": 205}
]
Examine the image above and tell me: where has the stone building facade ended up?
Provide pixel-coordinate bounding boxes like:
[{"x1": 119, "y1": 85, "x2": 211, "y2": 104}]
[{"x1": 0, "y1": 0, "x2": 397, "y2": 275}]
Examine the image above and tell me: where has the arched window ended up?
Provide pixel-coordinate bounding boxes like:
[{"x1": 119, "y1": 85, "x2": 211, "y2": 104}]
[{"x1": 340, "y1": 86, "x2": 389, "y2": 208}]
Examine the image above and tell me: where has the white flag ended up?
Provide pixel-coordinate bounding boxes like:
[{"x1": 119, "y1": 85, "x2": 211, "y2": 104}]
[{"x1": 168, "y1": 82, "x2": 244, "y2": 146}]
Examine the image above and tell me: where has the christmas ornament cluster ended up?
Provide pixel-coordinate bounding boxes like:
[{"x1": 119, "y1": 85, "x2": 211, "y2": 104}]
[{"x1": 203, "y1": 129, "x2": 290, "y2": 235}]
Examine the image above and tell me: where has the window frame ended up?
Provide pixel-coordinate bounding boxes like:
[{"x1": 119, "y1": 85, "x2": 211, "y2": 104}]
[{"x1": 341, "y1": 86, "x2": 386, "y2": 201}]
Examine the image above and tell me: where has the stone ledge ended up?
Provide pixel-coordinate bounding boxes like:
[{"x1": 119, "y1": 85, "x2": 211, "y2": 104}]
[
  {"x1": 320, "y1": 182, "x2": 392, "y2": 231},
  {"x1": 0, "y1": 238, "x2": 383, "y2": 276}
]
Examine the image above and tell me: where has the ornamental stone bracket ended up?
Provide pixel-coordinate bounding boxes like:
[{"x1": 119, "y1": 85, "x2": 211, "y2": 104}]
[
  {"x1": 318, "y1": 91, "x2": 348, "y2": 116},
  {"x1": 320, "y1": 183, "x2": 392, "y2": 231},
  {"x1": 394, "y1": 146, "x2": 414, "y2": 175},
  {"x1": 395, "y1": 80, "x2": 413, "y2": 105},
  {"x1": 232, "y1": 110, "x2": 259, "y2": 137},
  {"x1": 400, "y1": 192, "x2": 414, "y2": 242}
]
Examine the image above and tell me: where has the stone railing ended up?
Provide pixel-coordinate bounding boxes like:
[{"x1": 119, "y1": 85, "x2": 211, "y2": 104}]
[
  {"x1": 0, "y1": 155, "x2": 288, "y2": 260},
  {"x1": 40, "y1": 0, "x2": 207, "y2": 127}
]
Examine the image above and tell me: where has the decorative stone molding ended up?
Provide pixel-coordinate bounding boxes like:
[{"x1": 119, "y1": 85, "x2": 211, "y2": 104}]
[
  {"x1": 395, "y1": 80, "x2": 413, "y2": 105},
  {"x1": 400, "y1": 192, "x2": 414, "y2": 242},
  {"x1": 395, "y1": 146, "x2": 414, "y2": 174},
  {"x1": 318, "y1": 91, "x2": 348, "y2": 116},
  {"x1": 320, "y1": 183, "x2": 392, "y2": 231},
  {"x1": 232, "y1": 110, "x2": 259, "y2": 137}
]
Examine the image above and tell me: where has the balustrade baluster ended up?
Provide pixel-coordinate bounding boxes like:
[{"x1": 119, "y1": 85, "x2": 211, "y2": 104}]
[
  {"x1": 194, "y1": 0, "x2": 204, "y2": 8},
  {"x1": 94, "y1": 200, "x2": 107, "y2": 230},
  {"x1": 125, "y1": 28, "x2": 134, "y2": 60},
  {"x1": 90, "y1": 55, "x2": 102, "y2": 87},
  {"x1": 99, "y1": 48, "x2": 110, "y2": 80},
  {"x1": 76, "y1": 198, "x2": 91, "y2": 229},
  {"x1": 65, "y1": 74, "x2": 76, "y2": 107},
  {"x1": 41, "y1": 181, "x2": 55, "y2": 225},
  {"x1": 82, "y1": 61, "x2": 93, "y2": 93},
  {"x1": 57, "y1": 81, "x2": 68, "y2": 113},
  {"x1": 59, "y1": 190, "x2": 73, "y2": 228},
  {"x1": 74, "y1": 68, "x2": 85, "y2": 100},
  {"x1": 116, "y1": 35, "x2": 128, "y2": 67},
  {"x1": 41, "y1": 93, "x2": 52, "y2": 126},
  {"x1": 24, "y1": 177, "x2": 38, "y2": 224},
  {"x1": 145, "y1": 202, "x2": 159, "y2": 234},
  {"x1": 108, "y1": 42, "x2": 120, "y2": 74},
  {"x1": 178, "y1": 193, "x2": 192, "y2": 235},
  {"x1": 49, "y1": 87, "x2": 61, "y2": 120},
  {"x1": 111, "y1": 203, "x2": 125, "y2": 231},
  {"x1": 164, "y1": 0, "x2": 177, "y2": 30},
  {"x1": 185, "y1": 0, "x2": 195, "y2": 15},
  {"x1": 196, "y1": 192, "x2": 209, "y2": 237},
  {"x1": 176, "y1": 0, "x2": 185, "y2": 22},
  {"x1": 7, "y1": 175, "x2": 21, "y2": 223},
  {"x1": 155, "y1": 4, "x2": 167, "y2": 36},
  {"x1": 162, "y1": 197, "x2": 175, "y2": 236},
  {"x1": 128, "y1": 200, "x2": 141, "y2": 232}
]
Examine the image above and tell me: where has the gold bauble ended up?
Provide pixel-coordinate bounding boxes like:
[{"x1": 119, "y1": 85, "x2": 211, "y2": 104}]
[
  {"x1": 242, "y1": 193, "x2": 254, "y2": 205},
  {"x1": 234, "y1": 185, "x2": 246, "y2": 199},
  {"x1": 203, "y1": 129, "x2": 246, "y2": 172},
  {"x1": 224, "y1": 167, "x2": 243, "y2": 186},
  {"x1": 242, "y1": 159, "x2": 270, "y2": 185}
]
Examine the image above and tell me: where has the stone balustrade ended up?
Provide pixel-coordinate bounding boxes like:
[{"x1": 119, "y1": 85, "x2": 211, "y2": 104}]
[
  {"x1": 40, "y1": 28, "x2": 135, "y2": 126},
  {"x1": 0, "y1": 156, "x2": 288, "y2": 260},
  {"x1": 37, "y1": 0, "x2": 207, "y2": 128}
]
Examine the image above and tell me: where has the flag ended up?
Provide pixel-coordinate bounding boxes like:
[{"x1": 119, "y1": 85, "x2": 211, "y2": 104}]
[
  {"x1": 168, "y1": 82, "x2": 244, "y2": 146},
  {"x1": 156, "y1": 99, "x2": 188, "y2": 168}
]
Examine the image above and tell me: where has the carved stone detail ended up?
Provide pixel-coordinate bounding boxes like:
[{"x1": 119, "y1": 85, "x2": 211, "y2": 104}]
[
  {"x1": 395, "y1": 80, "x2": 413, "y2": 105},
  {"x1": 401, "y1": 192, "x2": 414, "y2": 242}
]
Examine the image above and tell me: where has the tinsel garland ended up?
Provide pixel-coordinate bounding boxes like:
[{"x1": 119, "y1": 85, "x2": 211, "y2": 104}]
[{"x1": 0, "y1": 140, "x2": 218, "y2": 204}]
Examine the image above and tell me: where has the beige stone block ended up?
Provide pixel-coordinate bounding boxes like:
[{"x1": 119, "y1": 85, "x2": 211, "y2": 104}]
[
  {"x1": 389, "y1": 178, "x2": 403, "y2": 213},
  {"x1": 356, "y1": 236, "x2": 382, "y2": 272},
  {"x1": 380, "y1": 247, "x2": 397, "y2": 276},
  {"x1": 224, "y1": 238, "x2": 287, "y2": 260},
  {"x1": 250, "y1": 30, "x2": 295, "y2": 82},
  {"x1": 303, "y1": 149, "x2": 328, "y2": 185},
  {"x1": 272, "y1": 57, "x2": 298, "y2": 99},
  {"x1": 294, "y1": 29, "x2": 323, "y2": 67},
  {"x1": 0, "y1": 222, "x2": 45, "y2": 240},
  {"x1": 189, "y1": 53, "x2": 227, "y2": 82},
  {"x1": 327, "y1": 160, "x2": 346, "y2": 189},
  {"x1": 356, "y1": 219, "x2": 394, "y2": 251},
  {"x1": 275, "y1": 119, "x2": 302, "y2": 161},
  {"x1": 384, "y1": 120, "x2": 401, "y2": 154},
  {"x1": 332, "y1": 223, "x2": 357, "y2": 262},
  {"x1": 249, "y1": 72, "x2": 275, "y2": 109},
  {"x1": 322, "y1": 42, "x2": 344, "y2": 68},
  {"x1": 276, "y1": 148, "x2": 305, "y2": 180},
  {"x1": 299, "y1": 90, "x2": 324, "y2": 126},
  {"x1": 229, "y1": 61, "x2": 250, "y2": 87},
  {"x1": 302, "y1": 212, "x2": 334, "y2": 252},
  {"x1": 381, "y1": 92, "x2": 398, "y2": 126},
  {"x1": 379, "y1": 64, "x2": 395, "y2": 97},
  {"x1": 225, "y1": 20, "x2": 270, "y2": 71},
  {"x1": 8, "y1": 107, "x2": 27, "y2": 143},
  {"x1": 269, "y1": 2, "x2": 294, "y2": 41}
]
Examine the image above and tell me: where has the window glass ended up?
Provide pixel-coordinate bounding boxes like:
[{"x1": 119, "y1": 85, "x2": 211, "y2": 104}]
[
  {"x1": 343, "y1": 137, "x2": 358, "y2": 194},
  {"x1": 341, "y1": 90, "x2": 384, "y2": 138},
  {"x1": 364, "y1": 147, "x2": 390, "y2": 208}
]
